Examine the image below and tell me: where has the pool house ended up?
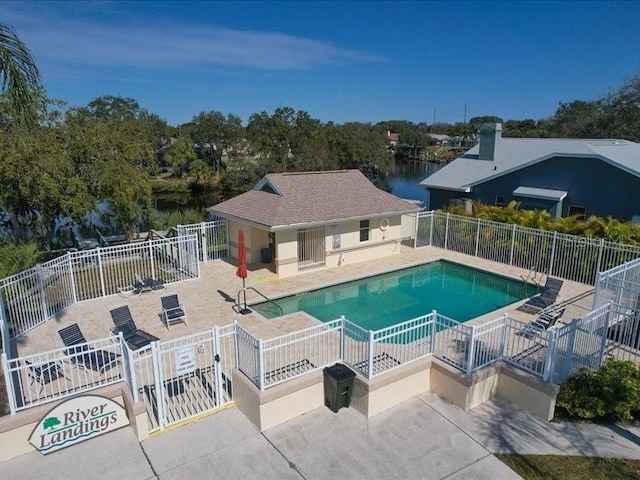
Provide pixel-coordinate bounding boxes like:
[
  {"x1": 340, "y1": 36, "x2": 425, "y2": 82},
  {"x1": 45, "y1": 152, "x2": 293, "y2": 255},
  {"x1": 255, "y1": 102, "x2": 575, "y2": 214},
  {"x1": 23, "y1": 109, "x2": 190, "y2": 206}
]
[{"x1": 1, "y1": 209, "x2": 640, "y2": 461}]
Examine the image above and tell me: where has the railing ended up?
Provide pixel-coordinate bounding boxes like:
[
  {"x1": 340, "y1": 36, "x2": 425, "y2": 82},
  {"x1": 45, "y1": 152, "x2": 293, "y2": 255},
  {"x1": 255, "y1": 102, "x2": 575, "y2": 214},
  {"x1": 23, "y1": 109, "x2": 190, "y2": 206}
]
[
  {"x1": 177, "y1": 219, "x2": 229, "y2": 263},
  {"x1": 2, "y1": 335, "x2": 125, "y2": 413},
  {"x1": 414, "y1": 211, "x2": 640, "y2": 285},
  {"x1": 594, "y1": 256, "x2": 640, "y2": 310},
  {"x1": 236, "y1": 320, "x2": 342, "y2": 391},
  {"x1": 238, "y1": 287, "x2": 283, "y2": 316},
  {"x1": 0, "y1": 235, "x2": 200, "y2": 338},
  {"x1": 432, "y1": 313, "x2": 473, "y2": 372}
]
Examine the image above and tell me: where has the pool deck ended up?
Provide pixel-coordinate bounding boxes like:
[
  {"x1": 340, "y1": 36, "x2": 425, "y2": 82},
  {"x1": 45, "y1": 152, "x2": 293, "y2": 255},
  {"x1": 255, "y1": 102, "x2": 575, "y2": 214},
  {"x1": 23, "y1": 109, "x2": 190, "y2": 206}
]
[{"x1": 13, "y1": 245, "x2": 594, "y2": 357}]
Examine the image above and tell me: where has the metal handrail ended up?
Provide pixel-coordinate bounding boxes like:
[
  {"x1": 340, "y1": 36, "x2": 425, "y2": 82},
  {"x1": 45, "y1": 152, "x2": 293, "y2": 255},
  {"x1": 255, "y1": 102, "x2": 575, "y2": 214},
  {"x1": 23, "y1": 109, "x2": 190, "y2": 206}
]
[{"x1": 237, "y1": 286, "x2": 284, "y2": 316}]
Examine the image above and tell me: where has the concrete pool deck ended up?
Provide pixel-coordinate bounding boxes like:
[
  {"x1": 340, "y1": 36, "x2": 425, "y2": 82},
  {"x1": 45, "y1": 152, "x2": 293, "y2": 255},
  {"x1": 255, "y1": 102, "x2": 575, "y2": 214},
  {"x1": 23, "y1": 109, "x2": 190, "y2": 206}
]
[
  {"x1": 3, "y1": 393, "x2": 640, "y2": 479},
  {"x1": 14, "y1": 245, "x2": 593, "y2": 356}
]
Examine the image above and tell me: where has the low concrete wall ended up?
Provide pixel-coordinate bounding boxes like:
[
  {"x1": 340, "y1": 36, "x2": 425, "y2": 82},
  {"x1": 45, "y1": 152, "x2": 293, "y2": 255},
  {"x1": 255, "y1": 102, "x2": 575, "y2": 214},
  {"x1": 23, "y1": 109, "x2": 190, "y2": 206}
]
[
  {"x1": 0, "y1": 384, "x2": 148, "y2": 462},
  {"x1": 352, "y1": 358, "x2": 431, "y2": 418},
  {"x1": 430, "y1": 360, "x2": 500, "y2": 411},
  {"x1": 498, "y1": 363, "x2": 559, "y2": 421},
  {"x1": 232, "y1": 368, "x2": 324, "y2": 431}
]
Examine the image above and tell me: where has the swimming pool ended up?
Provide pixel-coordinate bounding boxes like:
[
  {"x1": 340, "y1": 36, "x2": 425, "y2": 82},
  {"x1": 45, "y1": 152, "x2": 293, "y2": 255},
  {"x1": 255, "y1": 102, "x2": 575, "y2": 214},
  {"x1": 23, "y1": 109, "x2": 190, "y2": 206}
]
[{"x1": 252, "y1": 260, "x2": 537, "y2": 330}]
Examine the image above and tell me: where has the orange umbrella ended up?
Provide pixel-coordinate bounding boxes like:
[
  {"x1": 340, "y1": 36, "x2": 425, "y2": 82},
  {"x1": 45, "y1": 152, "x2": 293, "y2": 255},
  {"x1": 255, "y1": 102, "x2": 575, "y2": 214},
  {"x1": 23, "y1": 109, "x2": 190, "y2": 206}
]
[{"x1": 236, "y1": 230, "x2": 250, "y2": 313}]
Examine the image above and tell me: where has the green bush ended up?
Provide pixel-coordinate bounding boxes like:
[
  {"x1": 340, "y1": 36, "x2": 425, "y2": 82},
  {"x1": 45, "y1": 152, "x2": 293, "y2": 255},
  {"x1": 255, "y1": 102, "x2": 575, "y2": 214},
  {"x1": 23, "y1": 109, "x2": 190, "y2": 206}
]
[{"x1": 556, "y1": 358, "x2": 640, "y2": 421}]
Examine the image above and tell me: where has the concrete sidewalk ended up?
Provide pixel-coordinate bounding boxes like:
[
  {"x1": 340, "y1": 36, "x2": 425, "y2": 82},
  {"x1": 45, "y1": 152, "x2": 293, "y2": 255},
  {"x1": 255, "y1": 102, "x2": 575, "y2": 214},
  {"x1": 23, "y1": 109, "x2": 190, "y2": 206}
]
[{"x1": 2, "y1": 394, "x2": 640, "y2": 480}]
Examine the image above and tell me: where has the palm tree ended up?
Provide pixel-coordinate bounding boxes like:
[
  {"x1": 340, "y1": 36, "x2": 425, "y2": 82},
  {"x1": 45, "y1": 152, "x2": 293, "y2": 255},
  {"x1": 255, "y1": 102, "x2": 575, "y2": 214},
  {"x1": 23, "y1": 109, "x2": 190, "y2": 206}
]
[{"x1": 0, "y1": 23, "x2": 41, "y2": 126}]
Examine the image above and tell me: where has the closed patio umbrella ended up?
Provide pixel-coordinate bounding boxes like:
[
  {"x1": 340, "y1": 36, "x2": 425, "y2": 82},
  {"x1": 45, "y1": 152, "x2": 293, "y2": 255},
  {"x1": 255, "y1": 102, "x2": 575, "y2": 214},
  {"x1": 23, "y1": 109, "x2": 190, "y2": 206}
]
[{"x1": 236, "y1": 230, "x2": 250, "y2": 314}]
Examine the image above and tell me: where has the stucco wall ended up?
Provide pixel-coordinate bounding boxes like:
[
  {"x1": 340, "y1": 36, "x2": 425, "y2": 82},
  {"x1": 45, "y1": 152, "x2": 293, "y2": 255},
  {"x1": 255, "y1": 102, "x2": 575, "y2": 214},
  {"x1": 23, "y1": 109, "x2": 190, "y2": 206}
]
[{"x1": 428, "y1": 156, "x2": 640, "y2": 220}]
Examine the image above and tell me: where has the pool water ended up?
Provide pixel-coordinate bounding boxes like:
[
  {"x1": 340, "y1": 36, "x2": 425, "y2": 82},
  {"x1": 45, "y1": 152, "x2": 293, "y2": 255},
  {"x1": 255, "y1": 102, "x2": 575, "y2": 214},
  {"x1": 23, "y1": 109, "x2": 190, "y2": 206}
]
[{"x1": 252, "y1": 261, "x2": 537, "y2": 330}]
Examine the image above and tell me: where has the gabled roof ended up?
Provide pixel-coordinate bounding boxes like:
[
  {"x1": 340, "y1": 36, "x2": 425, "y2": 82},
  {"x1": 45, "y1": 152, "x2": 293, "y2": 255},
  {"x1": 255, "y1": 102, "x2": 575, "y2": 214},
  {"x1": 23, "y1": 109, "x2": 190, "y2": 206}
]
[
  {"x1": 420, "y1": 138, "x2": 640, "y2": 192},
  {"x1": 209, "y1": 169, "x2": 420, "y2": 230}
]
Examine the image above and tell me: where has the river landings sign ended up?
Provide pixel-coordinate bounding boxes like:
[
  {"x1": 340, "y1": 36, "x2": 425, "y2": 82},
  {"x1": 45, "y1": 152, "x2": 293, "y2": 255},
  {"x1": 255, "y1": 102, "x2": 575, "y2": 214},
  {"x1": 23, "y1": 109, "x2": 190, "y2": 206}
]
[{"x1": 29, "y1": 395, "x2": 130, "y2": 454}]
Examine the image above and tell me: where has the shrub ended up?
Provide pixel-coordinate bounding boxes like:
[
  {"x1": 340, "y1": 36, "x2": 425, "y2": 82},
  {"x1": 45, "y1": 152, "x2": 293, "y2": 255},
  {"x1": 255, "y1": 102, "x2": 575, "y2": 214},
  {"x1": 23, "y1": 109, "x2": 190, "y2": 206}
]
[{"x1": 556, "y1": 358, "x2": 640, "y2": 422}]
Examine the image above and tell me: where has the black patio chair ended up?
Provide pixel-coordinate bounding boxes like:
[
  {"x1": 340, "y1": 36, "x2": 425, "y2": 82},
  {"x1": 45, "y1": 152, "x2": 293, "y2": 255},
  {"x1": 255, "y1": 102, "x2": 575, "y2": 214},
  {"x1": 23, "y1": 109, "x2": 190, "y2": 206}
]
[
  {"x1": 517, "y1": 308, "x2": 566, "y2": 339},
  {"x1": 25, "y1": 360, "x2": 67, "y2": 394},
  {"x1": 110, "y1": 305, "x2": 159, "y2": 350},
  {"x1": 518, "y1": 277, "x2": 564, "y2": 314},
  {"x1": 58, "y1": 323, "x2": 120, "y2": 375},
  {"x1": 160, "y1": 293, "x2": 187, "y2": 329}
]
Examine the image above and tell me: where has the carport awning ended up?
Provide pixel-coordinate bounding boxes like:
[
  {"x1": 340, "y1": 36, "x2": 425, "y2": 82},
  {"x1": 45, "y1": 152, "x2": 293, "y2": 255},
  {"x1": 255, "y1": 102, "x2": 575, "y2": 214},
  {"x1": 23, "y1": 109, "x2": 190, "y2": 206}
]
[{"x1": 513, "y1": 186, "x2": 568, "y2": 201}]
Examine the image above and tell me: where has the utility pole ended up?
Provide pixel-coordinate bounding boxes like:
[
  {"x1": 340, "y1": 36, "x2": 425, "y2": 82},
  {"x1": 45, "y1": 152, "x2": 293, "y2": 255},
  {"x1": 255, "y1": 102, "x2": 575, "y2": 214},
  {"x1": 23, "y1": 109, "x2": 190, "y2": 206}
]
[
  {"x1": 463, "y1": 103, "x2": 467, "y2": 124},
  {"x1": 432, "y1": 107, "x2": 436, "y2": 126}
]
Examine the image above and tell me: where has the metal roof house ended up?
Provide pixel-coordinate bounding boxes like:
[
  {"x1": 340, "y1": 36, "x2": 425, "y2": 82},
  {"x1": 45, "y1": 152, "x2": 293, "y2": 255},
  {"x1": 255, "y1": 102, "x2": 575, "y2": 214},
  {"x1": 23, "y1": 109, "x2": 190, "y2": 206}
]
[
  {"x1": 420, "y1": 123, "x2": 640, "y2": 220},
  {"x1": 209, "y1": 170, "x2": 421, "y2": 278}
]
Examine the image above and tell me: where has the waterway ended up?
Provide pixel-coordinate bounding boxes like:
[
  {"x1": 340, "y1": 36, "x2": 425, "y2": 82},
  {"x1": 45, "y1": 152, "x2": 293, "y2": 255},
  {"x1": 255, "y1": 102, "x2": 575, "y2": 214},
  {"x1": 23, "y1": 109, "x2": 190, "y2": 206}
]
[{"x1": 388, "y1": 161, "x2": 443, "y2": 207}]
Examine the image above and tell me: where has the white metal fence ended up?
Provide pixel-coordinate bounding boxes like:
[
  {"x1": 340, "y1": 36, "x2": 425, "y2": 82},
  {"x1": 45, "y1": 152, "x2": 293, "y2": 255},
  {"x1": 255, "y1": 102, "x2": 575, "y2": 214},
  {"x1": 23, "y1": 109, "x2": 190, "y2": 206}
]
[
  {"x1": 2, "y1": 335, "x2": 126, "y2": 413},
  {"x1": 412, "y1": 211, "x2": 640, "y2": 285},
  {"x1": 0, "y1": 235, "x2": 200, "y2": 338},
  {"x1": 594, "y1": 257, "x2": 640, "y2": 310},
  {"x1": 177, "y1": 219, "x2": 229, "y2": 263}
]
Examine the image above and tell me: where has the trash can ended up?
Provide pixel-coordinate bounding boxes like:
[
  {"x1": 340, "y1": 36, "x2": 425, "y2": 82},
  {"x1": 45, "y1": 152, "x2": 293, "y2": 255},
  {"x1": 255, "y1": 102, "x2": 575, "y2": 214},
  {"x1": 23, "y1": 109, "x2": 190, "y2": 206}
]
[
  {"x1": 323, "y1": 363, "x2": 356, "y2": 413},
  {"x1": 260, "y1": 247, "x2": 272, "y2": 264}
]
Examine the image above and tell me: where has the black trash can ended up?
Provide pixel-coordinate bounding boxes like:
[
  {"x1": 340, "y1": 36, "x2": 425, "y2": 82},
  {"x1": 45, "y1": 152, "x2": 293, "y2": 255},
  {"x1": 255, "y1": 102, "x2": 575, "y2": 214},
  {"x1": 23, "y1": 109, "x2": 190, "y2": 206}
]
[
  {"x1": 323, "y1": 363, "x2": 356, "y2": 413},
  {"x1": 260, "y1": 247, "x2": 272, "y2": 263}
]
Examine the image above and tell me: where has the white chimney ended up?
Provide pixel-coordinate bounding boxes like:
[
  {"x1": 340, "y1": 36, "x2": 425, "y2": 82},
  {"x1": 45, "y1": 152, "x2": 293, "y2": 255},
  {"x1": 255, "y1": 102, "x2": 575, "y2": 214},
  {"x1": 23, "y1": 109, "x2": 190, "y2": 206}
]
[{"x1": 478, "y1": 123, "x2": 502, "y2": 161}]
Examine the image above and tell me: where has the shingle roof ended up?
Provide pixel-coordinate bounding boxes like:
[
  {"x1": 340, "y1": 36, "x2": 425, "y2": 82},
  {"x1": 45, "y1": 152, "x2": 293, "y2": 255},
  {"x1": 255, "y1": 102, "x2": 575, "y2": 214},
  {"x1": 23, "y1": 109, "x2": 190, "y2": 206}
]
[
  {"x1": 209, "y1": 169, "x2": 421, "y2": 229},
  {"x1": 420, "y1": 138, "x2": 640, "y2": 191}
]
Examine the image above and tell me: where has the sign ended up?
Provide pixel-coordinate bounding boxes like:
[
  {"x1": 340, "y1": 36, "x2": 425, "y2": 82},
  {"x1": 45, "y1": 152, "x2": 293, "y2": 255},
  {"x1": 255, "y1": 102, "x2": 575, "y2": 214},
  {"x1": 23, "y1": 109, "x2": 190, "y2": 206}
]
[
  {"x1": 175, "y1": 345, "x2": 196, "y2": 375},
  {"x1": 332, "y1": 234, "x2": 341, "y2": 250},
  {"x1": 29, "y1": 395, "x2": 129, "y2": 455}
]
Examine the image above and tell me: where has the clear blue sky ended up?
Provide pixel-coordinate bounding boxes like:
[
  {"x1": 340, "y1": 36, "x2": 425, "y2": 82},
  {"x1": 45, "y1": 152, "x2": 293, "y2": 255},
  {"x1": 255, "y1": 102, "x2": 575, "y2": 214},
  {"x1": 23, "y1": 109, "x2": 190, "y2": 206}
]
[{"x1": 2, "y1": 0, "x2": 639, "y2": 126}]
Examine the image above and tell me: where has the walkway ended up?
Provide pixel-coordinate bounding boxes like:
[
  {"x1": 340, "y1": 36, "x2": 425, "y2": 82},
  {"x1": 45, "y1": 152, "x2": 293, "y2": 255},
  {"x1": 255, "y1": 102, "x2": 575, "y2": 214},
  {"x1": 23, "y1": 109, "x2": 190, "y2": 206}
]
[{"x1": 2, "y1": 393, "x2": 639, "y2": 479}]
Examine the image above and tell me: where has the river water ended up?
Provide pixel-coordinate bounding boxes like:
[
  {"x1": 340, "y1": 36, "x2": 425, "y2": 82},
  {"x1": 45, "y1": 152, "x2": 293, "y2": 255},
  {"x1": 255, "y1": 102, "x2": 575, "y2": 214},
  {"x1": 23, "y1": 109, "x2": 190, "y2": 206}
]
[{"x1": 388, "y1": 161, "x2": 443, "y2": 207}]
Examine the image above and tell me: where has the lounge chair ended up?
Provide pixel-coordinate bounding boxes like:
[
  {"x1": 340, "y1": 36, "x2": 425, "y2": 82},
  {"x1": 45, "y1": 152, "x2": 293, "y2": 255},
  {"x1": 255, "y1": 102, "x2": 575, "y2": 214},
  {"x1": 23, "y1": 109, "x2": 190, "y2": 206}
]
[
  {"x1": 135, "y1": 274, "x2": 167, "y2": 292},
  {"x1": 25, "y1": 360, "x2": 66, "y2": 394},
  {"x1": 110, "y1": 305, "x2": 159, "y2": 350},
  {"x1": 58, "y1": 324, "x2": 120, "y2": 374},
  {"x1": 96, "y1": 229, "x2": 128, "y2": 247},
  {"x1": 517, "y1": 308, "x2": 565, "y2": 338},
  {"x1": 160, "y1": 293, "x2": 187, "y2": 329},
  {"x1": 518, "y1": 277, "x2": 564, "y2": 314}
]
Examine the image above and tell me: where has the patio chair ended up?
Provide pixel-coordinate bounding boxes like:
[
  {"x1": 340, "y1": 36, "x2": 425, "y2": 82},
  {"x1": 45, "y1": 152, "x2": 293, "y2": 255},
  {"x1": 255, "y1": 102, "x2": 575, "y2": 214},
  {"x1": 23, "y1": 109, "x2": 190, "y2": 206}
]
[
  {"x1": 135, "y1": 274, "x2": 167, "y2": 292},
  {"x1": 110, "y1": 305, "x2": 159, "y2": 350},
  {"x1": 58, "y1": 324, "x2": 121, "y2": 375},
  {"x1": 160, "y1": 293, "x2": 187, "y2": 329},
  {"x1": 517, "y1": 308, "x2": 566, "y2": 339},
  {"x1": 25, "y1": 360, "x2": 67, "y2": 395},
  {"x1": 518, "y1": 277, "x2": 564, "y2": 314}
]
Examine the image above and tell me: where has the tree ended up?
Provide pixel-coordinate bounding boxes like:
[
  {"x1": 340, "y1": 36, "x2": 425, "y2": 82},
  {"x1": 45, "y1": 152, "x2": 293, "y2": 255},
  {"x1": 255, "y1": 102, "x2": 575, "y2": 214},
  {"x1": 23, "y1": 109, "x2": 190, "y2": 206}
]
[
  {"x1": 190, "y1": 111, "x2": 243, "y2": 171},
  {"x1": 0, "y1": 23, "x2": 42, "y2": 127},
  {"x1": 162, "y1": 136, "x2": 197, "y2": 177}
]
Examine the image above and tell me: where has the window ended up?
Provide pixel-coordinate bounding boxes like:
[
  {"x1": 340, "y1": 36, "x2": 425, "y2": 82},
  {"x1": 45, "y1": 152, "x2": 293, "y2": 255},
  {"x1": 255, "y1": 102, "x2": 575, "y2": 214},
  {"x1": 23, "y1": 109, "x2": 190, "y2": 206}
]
[
  {"x1": 568, "y1": 205, "x2": 586, "y2": 220},
  {"x1": 359, "y1": 220, "x2": 370, "y2": 242},
  {"x1": 495, "y1": 195, "x2": 506, "y2": 207}
]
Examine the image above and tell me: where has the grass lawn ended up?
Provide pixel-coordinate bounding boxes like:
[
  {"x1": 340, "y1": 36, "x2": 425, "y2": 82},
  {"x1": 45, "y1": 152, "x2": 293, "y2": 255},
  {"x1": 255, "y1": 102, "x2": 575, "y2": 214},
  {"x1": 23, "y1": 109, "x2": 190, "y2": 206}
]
[{"x1": 497, "y1": 454, "x2": 640, "y2": 480}]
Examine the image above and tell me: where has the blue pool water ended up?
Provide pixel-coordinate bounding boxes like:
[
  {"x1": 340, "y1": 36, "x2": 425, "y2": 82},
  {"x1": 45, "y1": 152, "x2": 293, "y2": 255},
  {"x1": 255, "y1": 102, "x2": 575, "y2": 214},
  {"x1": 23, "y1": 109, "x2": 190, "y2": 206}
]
[{"x1": 252, "y1": 261, "x2": 536, "y2": 330}]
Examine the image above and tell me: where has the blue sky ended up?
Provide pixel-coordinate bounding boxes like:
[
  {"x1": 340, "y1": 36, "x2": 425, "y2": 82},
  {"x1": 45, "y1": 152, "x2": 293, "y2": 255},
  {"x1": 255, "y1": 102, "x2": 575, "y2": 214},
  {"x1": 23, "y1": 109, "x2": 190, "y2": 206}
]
[{"x1": 2, "y1": 1, "x2": 639, "y2": 126}]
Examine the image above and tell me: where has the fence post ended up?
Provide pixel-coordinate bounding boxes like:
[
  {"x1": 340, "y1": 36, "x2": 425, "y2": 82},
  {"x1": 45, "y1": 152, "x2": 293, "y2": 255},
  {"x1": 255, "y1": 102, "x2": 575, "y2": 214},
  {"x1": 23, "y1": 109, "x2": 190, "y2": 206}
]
[
  {"x1": 413, "y1": 213, "x2": 418, "y2": 249},
  {"x1": 367, "y1": 329, "x2": 375, "y2": 380},
  {"x1": 430, "y1": 310, "x2": 437, "y2": 355},
  {"x1": 560, "y1": 320, "x2": 579, "y2": 381},
  {"x1": 548, "y1": 231, "x2": 558, "y2": 277},
  {"x1": 466, "y1": 325, "x2": 476, "y2": 375},
  {"x1": 68, "y1": 253, "x2": 78, "y2": 304},
  {"x1": 37, "y1": 265, "x2": 48, "y2": 322},
  {"x1": 475, "y1": 217, "x2": 481, "y2": 257},
  {"x1": 428, "y1": 212, "x2": 434, "y2": 246},
  {"x1": 339, "y1": 316, "x2": 346, "y2": 361},
  {"x1": 595, "y1": 238, "x2": 605, "y2": 282},
  {"x1": 499, "y1": 314, "x2": 508, "y2": 360},
  {"x1": 258, "y1": 339, "x2": 265, "y2": 391},
  {"x1": 148, "y1": 241, "x2": 156, "y2": 280},
  {"x1": 1, "y1": 353, "x2": 17, "y2": 414},
  {"x1": 97, "y1": 248, "x2": 106, "y2": 297},
  {"x1": 444, "y1": 213, "x2": 450, "y2": 250},
  {"x1": 593, "y1": 271, "x2": 602, "y2": 309},
  {"x1": 233, "y1": 321, "x2": 240, "y2": 367},
  {"x1": 213, "y1": 326, "x2": 224, "y2": 406},
  {"x1": 128, "y1": 340, "x2": 139, "y2": 403},
  {"x1": 151, "y1": 342, "x2": 165, "y2": 428},
  {"x1": 119, "y1": 333, "x2": 137, "y2": 402},
  {"x1": 201, "y1": 221, "x2": 208, "y2": 262},
  {"x1": 508, "y1": 224, "x2": 516, "y2": 266},
  {"x1": 543, "y1": 328, "x2": 559, "y2": 383},
  {"x1": 597, "y1": 303, "x2": 612, "y2": 368}
]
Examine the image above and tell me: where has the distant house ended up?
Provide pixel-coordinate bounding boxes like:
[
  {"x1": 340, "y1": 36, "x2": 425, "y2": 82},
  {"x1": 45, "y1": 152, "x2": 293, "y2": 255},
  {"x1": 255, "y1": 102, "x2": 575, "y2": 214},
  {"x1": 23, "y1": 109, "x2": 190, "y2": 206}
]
[
  {"x1": 420, "y1": 123, "x2": 640, "y2": 220},
  {"x1": 427, "y1": 133, "x2": 450, "y2": 146},
  {"x1": 209, "y1": 170, "x2": 420, "y2": 278},
  {"x1": 387, "y1": 131, "x2": 401, "y2": 148}
]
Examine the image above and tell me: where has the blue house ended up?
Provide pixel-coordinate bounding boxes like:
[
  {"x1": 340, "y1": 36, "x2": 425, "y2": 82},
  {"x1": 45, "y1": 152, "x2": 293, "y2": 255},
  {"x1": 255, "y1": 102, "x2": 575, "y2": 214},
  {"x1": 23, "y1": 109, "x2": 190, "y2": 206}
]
[{"x1": 420, "y1": 123, "x2": 640, "y2": 221}]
